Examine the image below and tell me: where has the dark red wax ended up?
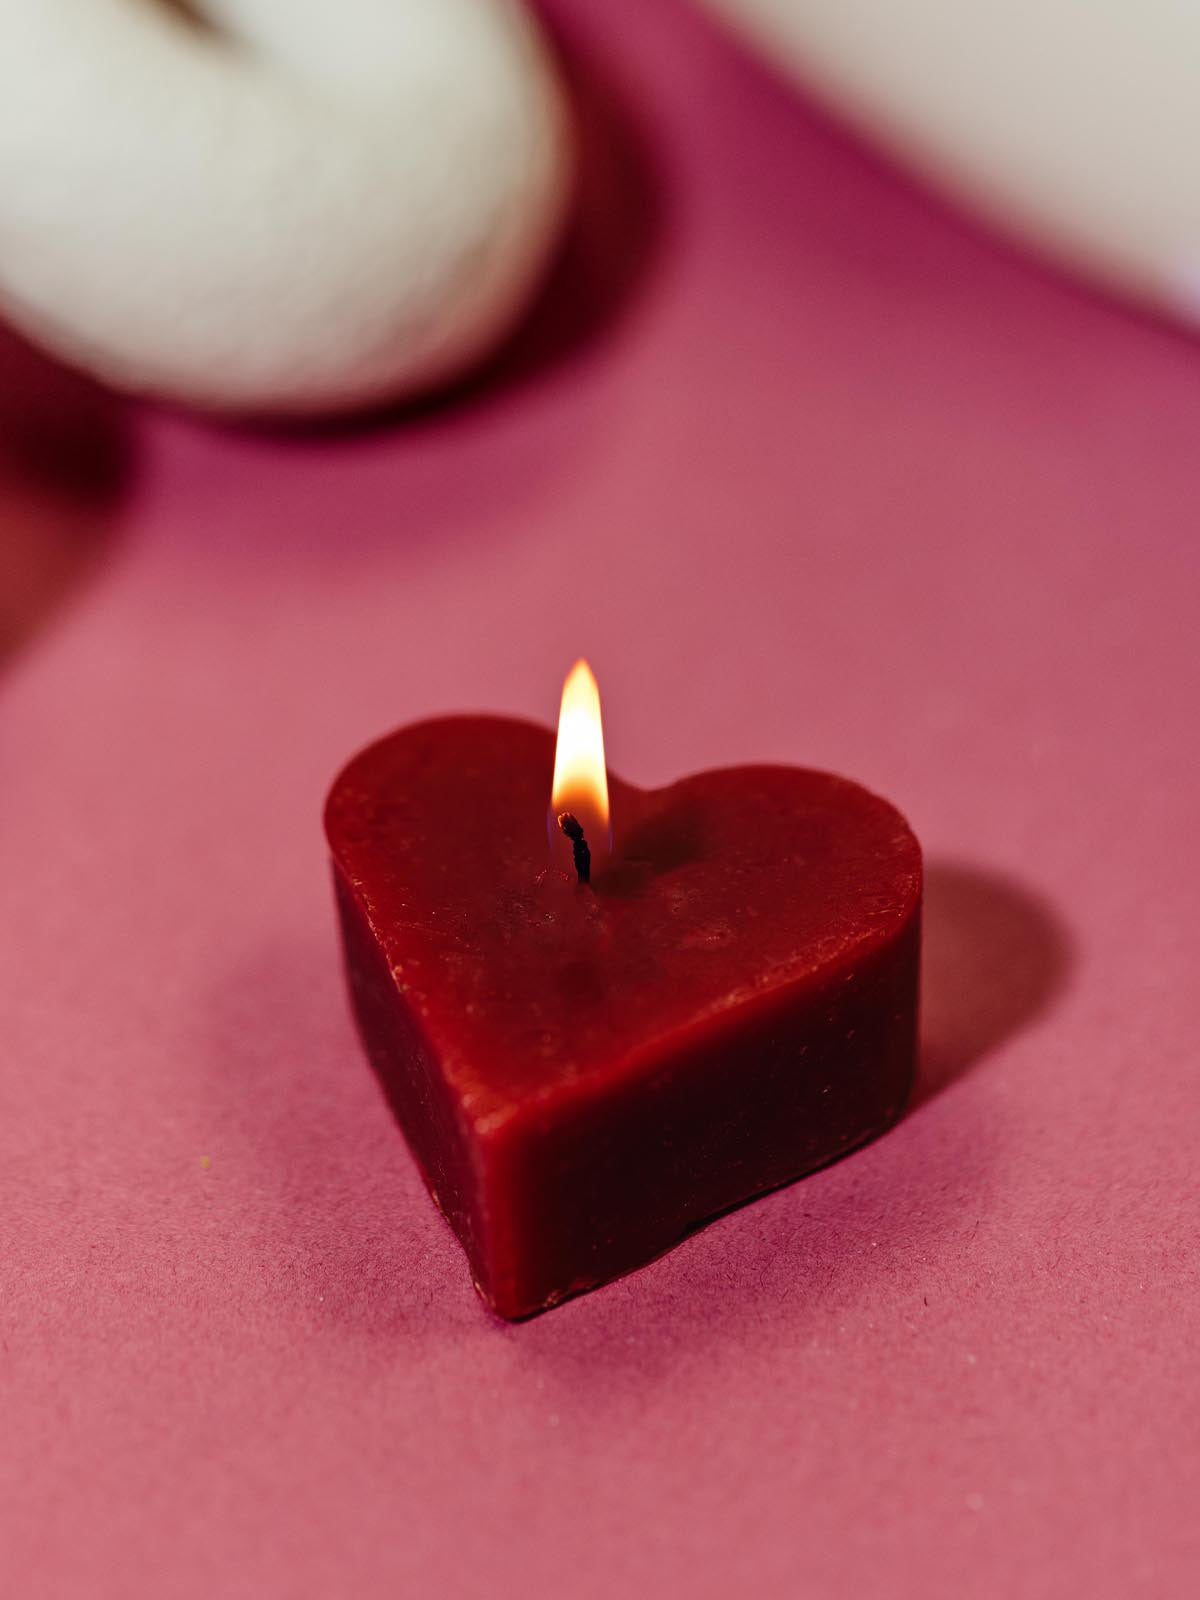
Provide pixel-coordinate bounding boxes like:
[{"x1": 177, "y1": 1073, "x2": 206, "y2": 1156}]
[{"x1": 325, "y1": 717, "x2": 921, "y2": 1319}]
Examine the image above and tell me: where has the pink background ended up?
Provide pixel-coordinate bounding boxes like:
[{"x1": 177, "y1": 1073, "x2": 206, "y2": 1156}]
[{"x1": 3, "y1": 1, "x2": 1198, "y2": 1595}]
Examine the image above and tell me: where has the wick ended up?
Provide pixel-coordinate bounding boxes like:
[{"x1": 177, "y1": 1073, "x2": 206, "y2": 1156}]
[{"x1": 557, "y1": 812, "x2": 591, "y2": 885}]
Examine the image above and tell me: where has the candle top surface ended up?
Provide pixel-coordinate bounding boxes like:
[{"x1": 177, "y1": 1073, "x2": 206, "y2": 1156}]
[{"x1": 325, "y1": 715, "x2": 921, "y2": 1128}]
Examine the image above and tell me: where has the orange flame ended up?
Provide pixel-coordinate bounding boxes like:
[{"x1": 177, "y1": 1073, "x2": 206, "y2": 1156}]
[{"x1": 551, "y1": 659, "x2": 610, "y2": 851}]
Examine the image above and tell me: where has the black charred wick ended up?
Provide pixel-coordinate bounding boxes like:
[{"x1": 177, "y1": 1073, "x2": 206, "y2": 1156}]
[{"x1": 557, "y1": 812, "x2": 592, "y2": 885}]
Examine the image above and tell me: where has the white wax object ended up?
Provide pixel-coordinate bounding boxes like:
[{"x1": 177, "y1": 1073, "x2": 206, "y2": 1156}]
[
  {"x1": 703, "y1": 0, "x2": 1200, "y2": 325},
  {"x1": 0, "y1": 0, "x2": 571, "y2": 413}
]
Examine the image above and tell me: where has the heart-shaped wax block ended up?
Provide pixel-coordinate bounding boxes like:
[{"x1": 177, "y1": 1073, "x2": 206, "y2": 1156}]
[{"x1": 325, "y1": 717, "x2": 921, "y2": 1319}]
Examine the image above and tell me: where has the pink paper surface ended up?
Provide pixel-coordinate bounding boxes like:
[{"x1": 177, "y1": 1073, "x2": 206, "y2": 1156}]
[{"x1": 3, "y1": 2, "x2": 1198, "y2": 1595}]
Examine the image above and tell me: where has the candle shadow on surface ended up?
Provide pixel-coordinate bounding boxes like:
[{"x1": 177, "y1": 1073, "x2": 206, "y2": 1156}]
[
  {"x1": 916, "y1": 858, "x2": 1074, "y2": 1106},
  {"x1": 0, "y1": 322, "x2": 133, "y2": 670}
]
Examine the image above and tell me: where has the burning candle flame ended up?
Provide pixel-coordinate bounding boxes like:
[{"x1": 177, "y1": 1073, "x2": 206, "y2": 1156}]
[{"x1": 551, "y1": 659, "x2": 610, "y2": 855}]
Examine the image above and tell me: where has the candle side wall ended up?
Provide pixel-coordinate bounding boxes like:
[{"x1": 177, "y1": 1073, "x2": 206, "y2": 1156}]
[
  {"x1": 331, "y1": 867, "x2": 490, "y2": 1279},
  {"x1": 481, "y1": 904, "x2": 921, "y2": 1318}
]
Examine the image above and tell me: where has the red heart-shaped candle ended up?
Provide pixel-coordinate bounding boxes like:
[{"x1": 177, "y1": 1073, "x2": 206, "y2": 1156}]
[{"x1": 325, "y1": 716, "x2": 921, "y2": 1319}]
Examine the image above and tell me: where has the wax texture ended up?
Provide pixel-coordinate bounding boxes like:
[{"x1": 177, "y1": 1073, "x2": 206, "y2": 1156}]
[{"x1": 326, "y1": 716, "x2": 921, "y2": 1317}]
